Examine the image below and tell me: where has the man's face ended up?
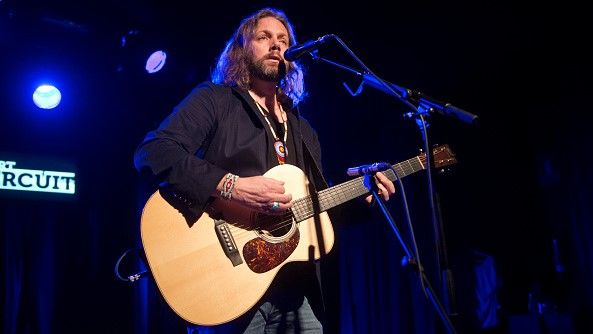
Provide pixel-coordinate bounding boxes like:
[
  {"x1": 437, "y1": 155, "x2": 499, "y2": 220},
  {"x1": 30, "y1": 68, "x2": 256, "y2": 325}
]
[{"x1": 248, "y1": 16, "x2": 289, "y2": 82}]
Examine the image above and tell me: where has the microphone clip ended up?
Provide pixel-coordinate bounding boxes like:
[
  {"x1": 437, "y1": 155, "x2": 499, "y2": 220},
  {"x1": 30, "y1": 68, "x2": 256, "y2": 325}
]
[
  {"x1": 343, "y1": 79, "x2": 365, "y2": 97},
  {"x1": 346, "y1": 162, "x2": 391, "y2": 177}
]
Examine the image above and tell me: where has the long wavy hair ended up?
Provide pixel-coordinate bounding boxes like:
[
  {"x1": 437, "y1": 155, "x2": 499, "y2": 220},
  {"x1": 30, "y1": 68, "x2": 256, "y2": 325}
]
[{"x1": 211, "y1": 8, "x2": 306, "y2": 108}]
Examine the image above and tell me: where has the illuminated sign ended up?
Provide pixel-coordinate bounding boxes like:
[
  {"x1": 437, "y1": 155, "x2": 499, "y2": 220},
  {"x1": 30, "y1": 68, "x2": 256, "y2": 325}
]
[{"x1": 0, "y1": 160, "x2": 76, "y2": 195}]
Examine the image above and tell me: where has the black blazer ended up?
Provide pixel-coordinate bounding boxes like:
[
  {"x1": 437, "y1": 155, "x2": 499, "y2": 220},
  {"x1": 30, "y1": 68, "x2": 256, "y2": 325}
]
[{"x1": 134, "y1": 81, "x2": 323, "y2": 218}]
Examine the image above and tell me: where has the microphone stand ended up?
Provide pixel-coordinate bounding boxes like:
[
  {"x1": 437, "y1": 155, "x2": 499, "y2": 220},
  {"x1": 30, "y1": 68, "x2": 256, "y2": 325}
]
[
  {"x1": 363, "y1": 173, "x2": 457, "y2": 334},
  {"x1": 306, "y1": 34, "x2": 476, "y2": 333},
  {"x1": 414, "y1": 112, "x2": 458, "y2": 319}
]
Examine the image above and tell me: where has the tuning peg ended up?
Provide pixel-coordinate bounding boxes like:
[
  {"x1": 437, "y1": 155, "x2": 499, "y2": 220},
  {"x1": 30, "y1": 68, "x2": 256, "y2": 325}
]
[{"x1": 438, "y1": 166, "x2": 455, "y2": 175}]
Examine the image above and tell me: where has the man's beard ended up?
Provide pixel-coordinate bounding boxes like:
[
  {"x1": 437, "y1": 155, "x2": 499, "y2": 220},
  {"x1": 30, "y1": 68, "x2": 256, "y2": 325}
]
[{"x1": 249, "y1": 56, "x2": 287, "y2": 83}]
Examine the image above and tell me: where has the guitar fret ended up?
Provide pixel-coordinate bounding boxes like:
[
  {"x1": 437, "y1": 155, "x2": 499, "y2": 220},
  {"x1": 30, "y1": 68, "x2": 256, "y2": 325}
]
[
  {"x1": 292, "y1": 199, "x2": 302, "y2": 221},
  {"x1": 417, "y1": 156, "x2": 424, "y2": 170},
  {"x1": 406, "y1": 159, "x2": 414, "y2": 175}
]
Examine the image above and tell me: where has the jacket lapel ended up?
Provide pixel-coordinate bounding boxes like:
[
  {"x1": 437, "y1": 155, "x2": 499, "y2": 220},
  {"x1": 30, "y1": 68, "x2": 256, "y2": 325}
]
[{"x1": 231, "y1": 86, "x2": 266, "y2": 128}]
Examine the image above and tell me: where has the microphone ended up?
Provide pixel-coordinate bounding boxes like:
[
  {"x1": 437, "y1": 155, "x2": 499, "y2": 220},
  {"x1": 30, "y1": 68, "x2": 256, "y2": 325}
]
[
  {"x1": 346, "y1": 162, "x2": 391, "y2": 176},
  {"x1": 284, "y1": 34, "x2": 333, "y2": 62}
]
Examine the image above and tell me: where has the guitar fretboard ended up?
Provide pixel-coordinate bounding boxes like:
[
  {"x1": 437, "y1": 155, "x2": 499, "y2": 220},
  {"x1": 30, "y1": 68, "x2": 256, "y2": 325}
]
[{"x1": 291, "y1": 156, "x2": 425, "y2": 222}]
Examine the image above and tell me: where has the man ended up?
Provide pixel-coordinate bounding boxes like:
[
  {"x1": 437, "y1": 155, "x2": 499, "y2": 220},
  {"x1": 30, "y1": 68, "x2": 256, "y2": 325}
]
[{"x1": 134, "y1": 7, "x2": 395, "y2": 333}]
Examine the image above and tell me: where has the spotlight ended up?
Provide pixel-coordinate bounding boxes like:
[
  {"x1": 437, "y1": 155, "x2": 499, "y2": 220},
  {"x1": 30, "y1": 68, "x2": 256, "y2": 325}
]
[
  {"x1": 145, "y1": 50, "x2": 167, "y2": 74},
  {"x1": 32, "y1": 85, "x2": 61, "y2": 109}
]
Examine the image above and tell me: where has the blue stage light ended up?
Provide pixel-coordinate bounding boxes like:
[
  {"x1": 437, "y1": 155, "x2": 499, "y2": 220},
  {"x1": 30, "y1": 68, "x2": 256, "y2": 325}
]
[
  {"x1": 32, "y1": 85, "x2": 62, "y2": 109},
  {"x1": 145, "y1": 50, "x2": 167, "y2": 73}
]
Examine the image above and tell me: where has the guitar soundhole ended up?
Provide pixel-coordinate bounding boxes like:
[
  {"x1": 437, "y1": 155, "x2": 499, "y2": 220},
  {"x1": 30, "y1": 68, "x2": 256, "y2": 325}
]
[
  {"x1": 254, "y1": 212, "x2": 296, "y2": 242},
  {"x1": 252, "y1": 211, "x2": 298, "y2": 243}
]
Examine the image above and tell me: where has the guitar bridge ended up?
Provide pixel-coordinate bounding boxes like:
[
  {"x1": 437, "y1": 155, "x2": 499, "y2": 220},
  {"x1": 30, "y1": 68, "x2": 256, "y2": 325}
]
[{"x1": 214, "y1": 220, "x2": 243, "y2": 266}]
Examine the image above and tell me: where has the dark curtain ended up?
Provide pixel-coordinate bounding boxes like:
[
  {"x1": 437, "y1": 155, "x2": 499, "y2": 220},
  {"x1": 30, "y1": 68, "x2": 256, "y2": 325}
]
[
  {"x1": 563, "y1": 113, "x2": 593, "y2": 331},
  {"x1": 336, "y1": 207, "x2": 436, "y2": 334},
  {"x1": 1, "y1": 195, "x2": 139, "y2": 333}
]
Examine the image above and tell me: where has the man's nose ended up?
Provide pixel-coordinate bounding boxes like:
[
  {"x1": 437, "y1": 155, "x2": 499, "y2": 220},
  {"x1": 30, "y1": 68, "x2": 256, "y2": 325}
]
[{"x1": 270, "y1": 40, "x2": 281, "y2": 51}]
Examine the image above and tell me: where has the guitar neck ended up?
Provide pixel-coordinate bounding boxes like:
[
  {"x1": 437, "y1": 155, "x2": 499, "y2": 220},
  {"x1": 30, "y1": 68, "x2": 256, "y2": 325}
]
[{"x1": 291, "y1": 155, "x2": 425, "y2": 222}]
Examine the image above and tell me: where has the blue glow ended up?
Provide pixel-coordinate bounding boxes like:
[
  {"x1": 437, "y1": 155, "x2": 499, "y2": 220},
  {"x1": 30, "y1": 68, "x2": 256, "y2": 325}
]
[
  {"x1": 145, "y1": 50, "x2": 167, "y2": 73},
  {"x1": 33, "y1": 85, "x2": 62, "y2": 109}
]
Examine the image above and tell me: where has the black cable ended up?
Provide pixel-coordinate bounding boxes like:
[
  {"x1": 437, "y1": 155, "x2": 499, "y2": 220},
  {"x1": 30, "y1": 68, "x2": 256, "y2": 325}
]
[{"x1": 114, "y1": 247, "x2": 148, "y2": 283}]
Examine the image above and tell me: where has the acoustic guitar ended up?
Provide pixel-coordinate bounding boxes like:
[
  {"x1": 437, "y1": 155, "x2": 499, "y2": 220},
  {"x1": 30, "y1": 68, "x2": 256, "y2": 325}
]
[{"x1": 140, "y1": 145, "x2": 456, "y2": 325}]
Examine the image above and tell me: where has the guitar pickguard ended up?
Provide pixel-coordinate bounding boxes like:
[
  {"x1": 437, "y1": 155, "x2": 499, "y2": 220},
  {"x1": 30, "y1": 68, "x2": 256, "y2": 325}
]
[{"x1": 243, "y1": 230, "x2": 300, "y2": 273}]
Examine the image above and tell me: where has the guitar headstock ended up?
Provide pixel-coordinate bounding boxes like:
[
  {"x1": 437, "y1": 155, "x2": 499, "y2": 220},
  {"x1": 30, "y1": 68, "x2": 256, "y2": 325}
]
[
  {"x1": 432, "y1": 144, "x2": 457, "y2": 169},
  {"x1": 418, "y1": 144, "x2": 458, "y2": 169}
]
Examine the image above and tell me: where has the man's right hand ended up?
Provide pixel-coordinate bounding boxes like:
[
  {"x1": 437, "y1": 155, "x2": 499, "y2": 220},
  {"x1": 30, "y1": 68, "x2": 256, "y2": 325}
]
[{"x1": 219, "y1": 175, "x2": 292, "y2": 215}]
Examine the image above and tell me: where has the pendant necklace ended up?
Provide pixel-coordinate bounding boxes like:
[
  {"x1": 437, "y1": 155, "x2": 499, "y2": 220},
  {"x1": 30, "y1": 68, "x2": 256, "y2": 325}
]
[{"x1": 254, "y1": 100, "x2": 288, "y2": 165}]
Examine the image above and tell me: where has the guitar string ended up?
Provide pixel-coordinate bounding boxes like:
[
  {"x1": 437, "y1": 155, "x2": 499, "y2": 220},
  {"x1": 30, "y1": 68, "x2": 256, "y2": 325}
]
[
  {"x1": 224, "y1": 178, "x2": 367, "y2": 238},
  {"x1": 225, "y1": 158, "x2": 426, "y2": 238},
  {"x1": 223, "y1": 158, "x2": 427, "y2": 239},
  {"x1": 257, "y1": 156, "x2": 429, "y2": 235},
  {"x1": 225, "y1": 171, "x2": 372, "y2": 236},
  {"x1": 224, "y1": 157, "x2": 428, "y2": 237},
  {"x1": 224, "y1": 173, "x2": 365, "y2": 234}
]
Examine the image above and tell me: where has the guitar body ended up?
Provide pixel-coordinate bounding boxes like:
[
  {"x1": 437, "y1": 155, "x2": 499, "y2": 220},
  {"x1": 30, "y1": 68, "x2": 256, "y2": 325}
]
[{"x1": 140, "y1": 164, "x2": 334, "y2": 326}]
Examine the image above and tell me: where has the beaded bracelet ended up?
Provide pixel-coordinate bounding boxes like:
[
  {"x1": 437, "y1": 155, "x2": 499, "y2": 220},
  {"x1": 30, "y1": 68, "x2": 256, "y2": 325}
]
[{"x1": 220, "y1": 173, "x2": 238, "y2": 200}]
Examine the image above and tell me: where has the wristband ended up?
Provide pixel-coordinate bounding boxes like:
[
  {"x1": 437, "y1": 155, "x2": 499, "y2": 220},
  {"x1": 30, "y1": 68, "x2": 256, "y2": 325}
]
[{"x1": 220, "y1": 173, "x2": 238, "y2": 200}]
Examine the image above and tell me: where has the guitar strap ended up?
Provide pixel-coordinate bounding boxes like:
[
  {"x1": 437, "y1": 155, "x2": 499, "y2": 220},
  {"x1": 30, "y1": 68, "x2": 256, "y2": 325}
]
[
  {"x1": 302, "y1": 140, "x2": 328, "y2": 189},
  {"x1": 298, "y1": 116, "x2": 330, "y2": 320},
  {"x1": 293, "y1": 109, "x2": 328, "y2": 190}
]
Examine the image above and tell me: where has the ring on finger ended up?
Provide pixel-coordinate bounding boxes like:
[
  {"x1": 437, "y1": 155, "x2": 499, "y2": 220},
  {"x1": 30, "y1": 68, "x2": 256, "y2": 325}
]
[{"x1": 270, "y1": 201, "x2": 281, "y2": 211}]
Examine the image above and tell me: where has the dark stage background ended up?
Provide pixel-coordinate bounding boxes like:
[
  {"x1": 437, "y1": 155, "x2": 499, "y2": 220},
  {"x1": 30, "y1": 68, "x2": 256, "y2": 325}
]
[{"x1": 1, "y1": 1, "x2": 592, "y2": 333}]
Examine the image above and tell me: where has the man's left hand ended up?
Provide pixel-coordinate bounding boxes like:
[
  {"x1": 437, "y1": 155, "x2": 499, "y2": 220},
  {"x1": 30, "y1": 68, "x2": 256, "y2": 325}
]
[{"x1": 364, "y1": 171, "x2": 396, "y2": 204}]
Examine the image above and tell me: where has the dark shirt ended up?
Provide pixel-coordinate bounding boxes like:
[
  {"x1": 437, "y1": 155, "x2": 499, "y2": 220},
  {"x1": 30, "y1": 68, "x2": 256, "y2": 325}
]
[{"x1": 134, "y1": 81, "x2": 323, "y2": 218}]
